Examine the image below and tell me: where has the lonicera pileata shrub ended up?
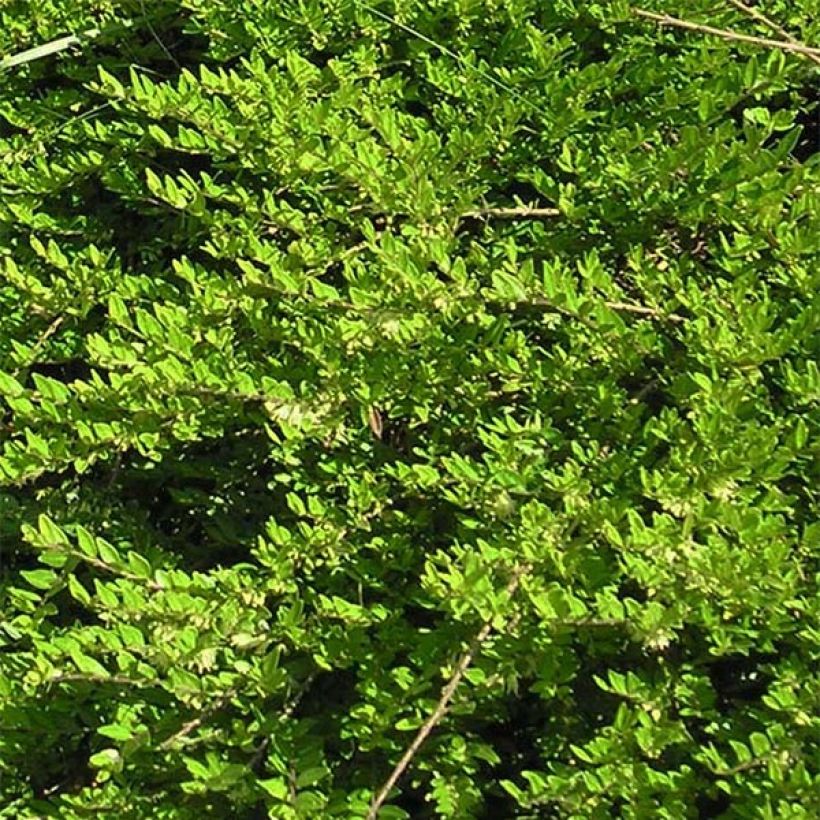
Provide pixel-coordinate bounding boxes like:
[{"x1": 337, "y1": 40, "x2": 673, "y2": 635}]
[{"x1": 1, "y1": 1, "x2": 818, "y2": 817}]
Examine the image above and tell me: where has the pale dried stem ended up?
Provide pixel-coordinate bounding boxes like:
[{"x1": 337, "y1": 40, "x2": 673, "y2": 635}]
[
  {"x1": 632, "y1": 8, "x2": 820, "y2": 60},
  {"x1": 462, "y1": 206, "x2": 561, "y2": 219},
  {"x1": 529, "y1": 297, "x2": 686, "y2": 324},
  {"x1": 367, "y1": 564, "x2": 529, "y2": 820},
  {"x1": 725, "y1": 0, "x2": 820, "y2": 65},
  {"x1": 67, "y1": 549, "x2": 163, "y2": 592},
  {"x1": 12, "y1": 316, "x2": 64, "y2": 378},
  {"x1": 602, "y1": 300, "x2": 686, "y2": 323},
  {"x1": 48, "y1": 673, "x2": 151, "y2": 687},
  {"x1": 159, "y1": 689, "x2": 237, "y2": 750},
  {"x1": 727, "y1": 0, "x2": 791, "y2": 41},
  {"x1": 254, "y1": 672, "x2": 321, "y2": 771}
]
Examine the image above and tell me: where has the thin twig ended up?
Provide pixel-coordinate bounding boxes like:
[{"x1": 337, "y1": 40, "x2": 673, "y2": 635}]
[
  {"x1": 48, "y1": 673, "x2": 151, "y2": 687},
  {"x1": 529, "y1": 297, "x2": 686, "y2": 324},
  {"x1": 358, "y1": 3, "x2": 544, "y2": 119},
  {"x1": 629, "y1": 378, "x2": 661, "y2": 405},
  {"x1": 367, "y1": 564, "x2": 529, "y2": 820},
  {"x1": 602, "y1": 300, "x2": 686, "y2": 323},
  {"x1": 139, "y1": 0, "x2": 180, "y2": 68},
  {"x1": 725, "y1": 0, "x2": 820, "y2": 65},
  {"x1": 249, "y1": 671, "x2": 319, "y2": 771},
  {"x1": 727, "y1": 0, "x2": 792, "y2": 41},
  {"x1": 12, "y1": 316, "x2": 64, "y2": 378},
  {"x1": 461, "y1": 206, "x2": 561, "y2": 220},
  {"x1": 0, "y1": 29, "x2": 99, "y2": 70},
  {"x1": 714, "y1": 755, "x2": 771, "y2": 777},
  {"x1": 632, "y1": 8, "x2": 820, "y2": 59},
  {"x1": 66, "y1": 549, "x2": 163, "y2": 592},
  {"x1": 248, "y1": 737, "x2": 271, "y2": 773},
  {"x1": 159, "y1": 689, "x2": 237, "y2": 750},
  {"x1": 283, "y1": 671, "x2": 318, "y2": 719}
]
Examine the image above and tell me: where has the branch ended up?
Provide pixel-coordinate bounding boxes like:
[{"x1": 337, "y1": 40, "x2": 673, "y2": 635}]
[
  {"x1": 714, "y1": 755, "x2": 770, "y2": 777},
  {"x1": 159, "y1": 688, "x2": 237, "y2": 751},
  {"x1": 367, "y1": 564, "x2": 529, "y2": 820},
  {"x1": 727, "y1": 0, "x2": 791, "y2": 41},
  {"x1": 12, "y1": 316, "x2": 64, "y2": 378},
  {"x1": 249, "y1": 671, "x2": 318, "y2": 772},
  {"x1": 67, "y1": 549, "x2": 163, "y2": 592},
  {"x1": 629, "y1": 378, "x2": 661, "y2": 405},
  {"x1": 139, "y1": 0, "x2": 179, "y2": 68},
  {"x1": 282, "y1": 670, "x2": 319, "y2": 720},
  {"x1": 461, "y1": 206, "x2": 561, "y2": 220},
  {"x1": 602, "y1": 300, "x2": 687, "y2": 323},
  {"x1": 1, "y1": 30, "x2": 98, "y2": 70},
  {"x1": 632, "y1": 8, "x2": 820, "y2": 60},
  {"x1": 48, "y1": 672, "x2": 152, "y2": 687},
  {"x1": 528, "y1": 297, "x2": 686, "y2": 324},
  {"x1": 725, "y1": 0, "x2": 820, "y2": 65}
]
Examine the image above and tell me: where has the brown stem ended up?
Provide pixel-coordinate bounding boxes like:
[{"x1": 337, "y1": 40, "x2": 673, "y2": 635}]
[
  {"x1": 632, "y1": 8, "x2": 820, "y2": 59},
  {"x1": 159, "y1": 689, "x2": 237, "y2": 751},
  {"x1": 249, "y1": 671, "x2": 318, "y2": 771},
  {"x1": 12, "y1": 316, "x2": 64, "y2": 378},
  {"x1": 67, "y1": 549, "x2": 163, "y2": 592},
  {"x1": 714, "y1": 755, "x2": 770, "y2": 777},
  {"x1": 725, "y1": 0, "x2": 820, "y2": 65},
  {"x1": 528, "y1": 297, "x2": 686, "y2": 324},
  {"x1": 48, "y1": 673, "x2": 151, "y2": 687},
  {"x1": 602, "y1": 300, "x2": 686, "y2": 323},
  {"x1": 367, "y1": 564, "x2": 529, "y2": 820},
  {"x1": 461, "y1": 206, "x2": 561, "y2": 219}
]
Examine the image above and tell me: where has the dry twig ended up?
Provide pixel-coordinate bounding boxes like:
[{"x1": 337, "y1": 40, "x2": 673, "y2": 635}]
[
  {"x1": 249, "y1": 671, "x2": 319, "y2": 772},
  {"x1": 632, "y1": 8, "x2": 820, "y2": 60},
  {"x1": 160, "y1": 689, "x2": 238, "y2": 751},
  {"x1": 12, "y1": 316, "x2": 64, "y2": 378},
  {"x1": 462, "y1": 206, "x2": 561, "y2": 220},
  {"x1": 602, "y1": 300, "x2": 686, "y2": 323},
  {"x1": 725, "y1": 0, "x2": 820, "y2": 65},
  {"x1": 727, "y1": 0, "x2": 792, "y2": 41},
  {"x1": 528, "y1": 297, "x2": 686, "y2": 325},
  {"x1": 367, "y1": 564, "x2": 529, "y2": 820}
]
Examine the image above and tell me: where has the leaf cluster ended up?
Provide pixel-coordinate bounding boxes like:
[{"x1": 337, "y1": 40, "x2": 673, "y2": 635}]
[{"x1": 0, "y1": 1, "x2": 818, "y2": 817}]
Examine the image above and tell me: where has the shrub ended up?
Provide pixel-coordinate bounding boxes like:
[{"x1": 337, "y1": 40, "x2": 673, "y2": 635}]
[{"x1": 1, "y1": 2, "x2": 818, "y2": 817}]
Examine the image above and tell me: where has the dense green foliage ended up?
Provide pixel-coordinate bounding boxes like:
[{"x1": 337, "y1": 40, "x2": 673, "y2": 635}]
[{"x1": 1, "y1": 1, "x2": 819, "y2": 817}]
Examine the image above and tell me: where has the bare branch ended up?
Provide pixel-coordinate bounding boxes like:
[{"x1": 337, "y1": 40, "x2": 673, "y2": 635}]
[
  {"x1": 725, "y1": 0, "x2": 820, "y2": 64},
  {"x1": 528, "y1": 297, "x2": 686, "y2": 324},
  {"x1": 632, "y1": 8, "x2": 820, "y2": 60},
  {"x1": 462, "y1": 206, "x2": 561, "y2": 219},
  {"x1": 602, "y1": 300, "x2": 687, "y2": 323},
  {"x1": 0, "y1": 30, "x2": 98, "y2": 70},
  {"x1": 727, "y1": 0, "x2": 791, "y2": 41},
  {"x1": 139, "y1": 0, "x2": 180, "y2": 68},
  {"x1": 12, "y1": 316, "x2": 64, "y2": 378},
  {"x1": 367, "y1": 564, "x2": 529, "y2": 820},
  {"x1": 159, "y1": 689, "x2": 237, "y2": 751},
  {"x1": 714, "y1": 755, "x2": 771, "y2": 777},
  {"x1": 66, "y1": 549, "x2": 164, "y2": 592},
  {"x1": 48, "y1": 672, "x2": 152, "y2": 687},
  {"x1": 249, "y1": 671, "x2": 319, "y2": 772}
]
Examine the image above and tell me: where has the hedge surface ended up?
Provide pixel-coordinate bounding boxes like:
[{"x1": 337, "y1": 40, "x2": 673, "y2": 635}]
[{"x1": 1, "y1": 2, "x2": 818, "y2": 817}]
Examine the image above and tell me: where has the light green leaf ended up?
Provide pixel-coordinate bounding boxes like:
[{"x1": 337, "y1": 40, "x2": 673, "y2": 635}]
[{"x1": 21, "y1": 569, "x2": 58, "y2": 590}]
